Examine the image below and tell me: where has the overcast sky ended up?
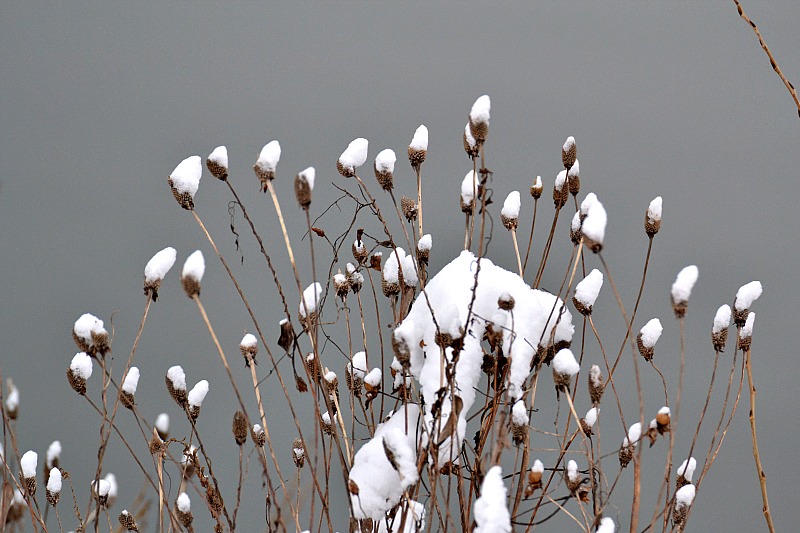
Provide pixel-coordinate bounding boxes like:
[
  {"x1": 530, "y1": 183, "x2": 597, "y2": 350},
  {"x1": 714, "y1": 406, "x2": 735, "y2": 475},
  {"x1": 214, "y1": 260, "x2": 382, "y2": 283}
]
[{"x1": 1, "y1": 2, "x2": 798, "y2": 531}]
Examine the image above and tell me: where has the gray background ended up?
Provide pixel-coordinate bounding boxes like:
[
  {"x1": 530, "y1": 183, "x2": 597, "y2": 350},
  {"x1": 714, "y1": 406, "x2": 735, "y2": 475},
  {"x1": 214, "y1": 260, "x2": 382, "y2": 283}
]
[{"x1": 2, "y1": 1, "x2": 798, "y2": 531}]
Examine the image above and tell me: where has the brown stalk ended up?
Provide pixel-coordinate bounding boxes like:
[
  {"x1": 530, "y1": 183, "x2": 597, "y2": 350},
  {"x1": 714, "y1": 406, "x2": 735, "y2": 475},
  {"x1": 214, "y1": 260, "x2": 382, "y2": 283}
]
[{"x1": 744, "y1": 347, "x2": 775, "y2": 533}]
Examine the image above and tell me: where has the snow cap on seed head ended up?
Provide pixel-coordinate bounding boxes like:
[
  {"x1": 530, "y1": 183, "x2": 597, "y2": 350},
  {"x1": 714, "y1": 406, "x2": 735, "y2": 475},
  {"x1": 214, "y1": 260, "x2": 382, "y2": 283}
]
[
  {"x1": 500, "y1": 191, "x2": 521, "y2": 230},
  {"x1": 294, "y1": 166, "x2": 315, "y2": 209},
  {"x1": 582, "y1": 199, "x2": 607, "y2": 252},
  {"x1": 562, "y1": 136, "x2": 576, "y2": 170},
  {"x1": 337, "y1": 138, "x2": 369, "y2": 177},
  {"x1": 552, "y1": 348, "x2": 580, "y2": 389},
  {"x1": 573, "y1": 269, "x2": 603, "y2": 315},
  {"x1": 671, "y1": 265, "x2": 698, "y2": 317},
  {"x1": 733, "y1": 281, "x2": 762, "y2": 326},
  {"x1": 530, "y1": 175, "x2": 543, "y2": 199},
  {"x1": 469, "y1": 95, "x2": 491, "y2": 144},
  {"x1": 738, "y1": 312, "x2": 755, "y2": 351},
  {"x1": 712, "y1": 304, "x2": 731, "y2": 351},
  {"x1": 168, "y1": 156, "x2": 202, "y2": 210},
  {"x1": 254, "y1": 140, "x2": 281, "y2": 187},
  {"x1": 474, "y1": 465, "x2": 510, "y2": 533},
  {"x1": 408, "y1": 125, "x2": 428, "y2": 169},
  {"x1": 645, "y1": 196, "x2": 662, "y2": 236},
  {"x1": 460, "y1": 170, "x2": 478, "y2": 213},
  {"x1": 143, "y1": 247, "x2": 177, "y2": 300},
  {"x1": 206, "y1": 146, "x2": 228, "y2": 180},
  {"x1": 463, "y1": 123, "x2": 479, "y2": 157},
  {"x1": 637, "y1": 318, "x2": 663, "y2": 361},
  {"x1": 181, "y1": 250, "x2": 205, "y2": 298},
  {"x1": 374, "y1": 148, "x2": 396, "y2": 190}
]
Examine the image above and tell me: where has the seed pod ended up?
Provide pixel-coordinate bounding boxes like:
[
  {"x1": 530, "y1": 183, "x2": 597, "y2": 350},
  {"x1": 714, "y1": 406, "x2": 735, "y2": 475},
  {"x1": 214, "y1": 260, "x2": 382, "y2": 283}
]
[
  {"x1": 119, "y1": 510, "x2": 139, "y2": 532},
  {"x1": 292, "y1": 438, "x2": 305, "y2": 468},
  {"x1": 374, "y1": 149, "x2": 396, "y2": 191},
  {"x1": 294, "y1": 167, "x2": 315, "y2": 209},
  {"x1": 232, "y1": 411, "x2": 248, "y2": 446},
  {"x1": 206, "y1": 146, "x2": 228, "y2": 181},
  {"x1": 251, "y1": 424, "x2": 267, "y2": 447},
  {"x1": 562, "y1": 136, "x2": 576, "y2": 170},
  {"x1": 401, "y1": 196, "x2": 418, "y2": 222},
  {"x1": 408, "y1": 125, "x2": 428, "y2": 170}
]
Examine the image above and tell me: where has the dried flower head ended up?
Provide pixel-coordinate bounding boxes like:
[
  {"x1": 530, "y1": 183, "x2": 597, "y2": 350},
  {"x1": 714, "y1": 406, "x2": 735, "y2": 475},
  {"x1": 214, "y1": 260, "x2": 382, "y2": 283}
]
[
  {"x1": 143, "y1": 247, "x2": 177, "y2": 301},
  {"x1": 155, "y1": 413, "x2": 169, "y2": 440},
  {"x1": 68, "y1": 352, "x2": 93, "y2": 395},
  {"x1": 469, "y1": 95, "x2": 490, "y2": 144},
  {"x1": 187, "y1": 380, "x2": 209, "y2": 420},
  {"x1": 567, "y1": 160, "x2": 580, "y2": 196},
  {"x1": 181, "y1": 250, "x2": 205, "y2": 298},
  {"x1": 240, "y1": 332, "x2": 258, "y2": 366},
  {"x1": 206, "y1": 146, "x2": 228, "y2": 181},
  {"x1": 277, "y1": 318, "x2": 295, "y2": 353},
  {"x1": 582, "y1": 199, "x2": 607, "y2": 253},
  {"x1": 552, "y1": 349, "x2": 580, "y2": 391},
  {"x1": 463, "y1": 123, "x2": 479, "y2": 158},
  {"x1": 337, "y1": 138, "x2": 368, "y2": 178},
  {"x1": 588, "y1": 364, "x2": 605, "y2": 405},
  {"x1": 119, "y1": 510, "x2": 139, "y2": 532},
  {"x1": 46, "y1": 468, "x2": 62, "y2": 506},
  {"x1": 637, "y1": 318, "x2": 663, "y2": 361},
  {"x1": 120, "y1": 366, "x2": 139, "y2": 409},
  {"x1": 460, "y1": 170, "x2": 478, "y2": 214},
  {"x1": 553, "y1": 170, "x2": 569, "y2": 208},
  {"x1": 562, "y1": 136, "x2": 576, "y2": 170},
  {"x1": 733, "y1": 281, "x2": 762, "y2": 326},
  {"x1": 232, "y1": 410, "x2": 248, "y2": 446},
  {"x1": 166, "y1": 365, "x2": 188, "y2": 406},
  {"x1": 401, "y1": 195, "x2": 418, "y2": 222},
  {"x1": 251, "y1": 424, "x2": 266, "y2": 447},
  {"x1": 176, "y1": 492, "x2": 193, "y2": 528},
  {"x1": 20, "y1": 450, "x2": 37, "y2": 495},
  {"x1": 292, "y1": 437, "x2": 305, "y2": 468},
  {"x1": 671, "y1": 265, "x2": 699, "y2": 318},
  {"x1": 168, "y1": 156, "x2": 202, "y2": 210},
  {"x1": 298, "y1": 282, "x2": 322, "y2": 330},
  {"x1": 573, "y1": 269, "x2": 603, "y2": 315},
  {"x1": 645, "y1": 196, "x2": 662, "y2": 236},
  {"x1": 530, "y1": 175, "x2": 543, "y2": 199},
  {"x1": 254, "y1": 140, "x2": 281, "y2": 189},
  {"x1": 500, "y1": 191, "x2": 521, "y2": 230},
  {"x1": 374, "y1": 148, "x2": 396, "y2": 191},
  {"x1": 408, "y1": 125, "x2": 428, "y2": 170},
  {"x1": 294, "y1": 166, "x2": 315, "y2": 209},
  {"x1": 712, "y1": 304, "x2": 731, "y2": 352},
  {"x1": 5, "y1": 379, "x2": 19, "y2": 419},
  {"x1": 738, "y1": 312, "x2": 755, "y2": 351}
]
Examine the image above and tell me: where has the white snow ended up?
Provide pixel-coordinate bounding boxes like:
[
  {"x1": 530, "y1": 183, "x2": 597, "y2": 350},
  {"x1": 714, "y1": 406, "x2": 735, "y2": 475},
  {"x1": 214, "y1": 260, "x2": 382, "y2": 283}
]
[
  {"x1": 349, "y1": 406, "x2": 421, "y2": 520},
  {"x1": 364, "y1": 368, "x2": 382, "y2": 387},
  {"x1": 338, "y1": 138, "x2": 369, "y2": 172},
  {"x1": 208, "y1": 146, "x2": 228, "y2": 169},
  {"x1": 627, "y1": 422, "x2": 642, "y2": 445},
  {"x1": 741, "y1": 312, "x2": 755, "y2": 339},
  {"x1": 256, "y1": 141, "x2": 281, "y2": 173},
  {"x1": 735, "y1": 281, "x2": 763, "y2": 311},
  {"x1": 713, "y1": 305, "x2": 731, "y2": 334},
  {"x1": 532, "y1": 175, "x2": 542, "y2": 192},
  {"x1": 501, "y1": 191, "x2": 521, "y2": 219},
  {"x1": 177, "y1": 492, "x2": 191, "y2": 513},
  {"x1": 5, "y1": 384, "x2": 18, "y2": 413},
  {"x1": 461, "y1": 170, "x2": 478, "y2": 204},
  {"x1": 324, "y1": 370, "x2": 337, "y2": 384},
  {"x1": 350, "y1": 351, "x2": 367, "y2": 378},
  {"x1": 580, "y1": 192, "x2": 598, "y2": 218},
  {"x1": 470, "y1": 95, "x2": 491, "y2": 126},
  {"x1": 167, "y1": 366, "x2": 186, "y2": 391},
  {"x1": 73, "y1": 313, "x2": 105, "y2": 347},
  {"x1": 169, "y1": 156, "x2": 202, "y2": 197},
  {"x1": 252, "y1": 424, "x2": 265, "y2": 438},
  {"x1": 20, "y1": 450, "x2": 37, "y2": 478},
  {"x1": 409, "y1": 125, "x2": 428, "y2": 151},
  {"x1": 47, "y1": 468, "x2": 62, "y2": 494},
  {"x1": 677, "y1": 457, "x2": 697, "y2": 481},
  {"x1": 46, "y1": 441, "x2": 62, "y2": 468},
  {"x1": 563, "y1": 136, "x2": 576, "y2": 154},
  {"x1": 589, "y1": 365, "x2": 603, "y2": 388},
  {"x1": 671, "y1": 265, "x2": 699, "y2": 304},
  {"x1": 582, "y1": 200, "x2": 607, "y2": 245},
  {"x1": 552, "y1": 348, "x2": 580, "y2": 377},
  {"x1": 675, "y1": 484, "x2": 696, "y2": 509},
  {"x1": 297, "y1": 166, "x2": 315, "y2": 190},
  {"x1": 568, "y1": 160, "x2": 580, "y2": 180},
  {"x1": 144, "y1": 247, "x2": 177, "y2": 284},
  {"x1": 554, "y1": 170, "x2": 567, "y2": 192},
  {"x1": 474, "y1": 465, "x2": 510, "y2": 533},
  {"x1": 182, "y1": 250, "x2": 205, "y2": 283},
  {"x1": 104, "y1": 473, "x2": 118, "y2": 500},
  {"x1": 92, "y1": 479, "x2": 110, "y2": 497},
  {"x1": 299, "y1": 282, "x2": 322, "y2": 318},
  {"x1": 375, "y1": 149, "x2": 396, "y2": 173},
  {"x1": 187, "y1": 380, "x2": 209, "y2": 408},
  {"x1": 70, "y1": 352, "x2": 93, "y2": 380},
  {"x1": 382, "y1": 427, "x2": 418, "y2": 486},
  {"x1": 383, "y1": 248, "x2": 406, "y2": 284},
  {"x1": 122, "y1": 367, "x2": 140, "y2": 395},
  {"x1": 647, "y1": 196, "x2": 662, "y2": 223},
  {"x1": 571, "y1": 211, "x2": 581, "y2": 234},
  {"x1": 240, "y1": 333, "x2": 257, "y2": 348},
  {"x1": 639, "y1": 318, "x2": 663, "y2": 348},
  {"x1": 155, "y1": 413, "x2": 169, "y2": 435},
  {"x1": 574, "y1": 269, "x2": 603, "y2": 308},
  {"x1": 377, "y1": 500, "x2": 425, "y2": 533},
  {"x1": 584, "y1": 407, "x2": 599, "y2": 428},
  {"x1": 596, "y1": 517, "x2": 616, "y2": 533},
  {"x1": 566, "y1": 460, "x2": 580, "y2": 483},
  {"x1": 512, "y1": 400, "x2": 528, "y2": 426},
  {"x1": 418, "y1": 234, "x2": 432, "y2": 251},
  {"x1": 464, "y1": 123, "x2": 477, "y2": 150},
  {"x1": 658, "y1": 406, "x2": 671, "y2": 416},
  {"x1": 401, "y1": 255, "x2": 418, "y2": 287},
  {"x1": 531, "y1": 459, "x2": 544, "y2": 475}
]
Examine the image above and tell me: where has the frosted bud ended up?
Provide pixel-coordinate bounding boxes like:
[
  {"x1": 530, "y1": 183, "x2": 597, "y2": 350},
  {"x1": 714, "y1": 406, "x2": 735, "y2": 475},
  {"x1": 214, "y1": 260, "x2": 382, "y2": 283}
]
[
  {"x1": 168, "y1": 156, "x2": 202, "y2": 210},
  {"x1": 181, "y1": 250, "x2": 205, "y2": 298},
  {"x1": 637, "y1": 318, "x2": 663, "y2": 361},
  {"x1": 408, "y1": 124, "x2": 428, "y2": 169},
  {"x1": 671, "y1": 265, "x2": 699, "y2": 317},
  {"x1": 254, "y1": 140, "x2": 281, "y2": 189},
  {"x1": 645, "y1": 196, "x2": 662, "y2": 236},
  {"x1": 206, "y1": 145, "x2": 228, "y2": 180},
  {"x1": 337, "y1": 138, "x2": 369, "y2": 177},
  {"x1": 143, "y1": 247, "x2": 177, "y2": 301}
]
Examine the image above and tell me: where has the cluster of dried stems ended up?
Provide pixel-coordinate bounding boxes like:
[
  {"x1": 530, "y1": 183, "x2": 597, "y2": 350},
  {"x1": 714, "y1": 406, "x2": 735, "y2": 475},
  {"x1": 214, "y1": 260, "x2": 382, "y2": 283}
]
[{"x1": 1, "y1": 100, "x2": 774, "y2": 533}]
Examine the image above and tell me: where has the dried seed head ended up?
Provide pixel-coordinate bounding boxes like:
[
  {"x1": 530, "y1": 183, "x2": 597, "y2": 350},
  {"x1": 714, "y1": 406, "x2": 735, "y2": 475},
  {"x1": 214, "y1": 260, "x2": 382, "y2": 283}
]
[
  {"x1": 374, "y1": 149, "x2": 396, "y2": 191},
  {"x1": 232, "y1": 410, "x2": 248, "y2": 446},
  {"x1": 582, "y1": 199, "x2": 607, "y2": 253},
  {"x1": 498, "y1": 292, "x2": 515, "y2": 311},
  {"x1": 68, "y1": 352, "x2": 92, "y2": 395},
  {"x1": 187, "y1": 380, "x2": 209, "y2": 420},
  {"x1": 469, "y1": 95, "x2": 491, "y2": 144},
  {"x1": 656, "y1": 406, "x2": 671, "y2": 434},
  {"x1": 168, "y1": 156, "x2": 202, "y2": 210},
  {"x1": 5, "y1": 379, "x2": 19, "y2": 420},
  {"x1": 671, "y1": 265, "x2": 699, "y2": 318},
  {"x1": 637, "y1": 318, "x2": 662, "y2": 361},
  {"x1": 119, "y1": 510, "x2": 139, "y2": 532},
  {"x1": 155, "y1": 413, "x2": 169, "y2": 440},
  {"x1": 254, "y1": 141, "x2": 281, "y2": 189},
  {"x1": 370, "y1": 251, "x2": 383, "y2": 271},
  {"x1": 176, "y1": 493, "x2": 193, "y2": 528},
  {"x1": 120, "y1": 390, "x2": 135, "y2": 410},
  {"x1": 294, "y1": 166, "x2": 315, "y2": 209},
  {"x1": 463, "y1": 123, "x2": 479, "y2": 158},
  {"x1": 181, "y1": 250, "x2": 205, "y2": 298},
  {"x1": 338, "y1": 138, "x2": 369, "y2": 178},
  {"x1": 401, "y1": 196, "x2": 418, "y2": 222},
  {"x1": 565, "y1": 460, "x2": 582, "y2": 493},
  {"x1": 460, "y1": 170, "x2": 478, "y2": 214},
  {"x1": 570, "y1": 211, "x2": 583, "y2": 245},
  {"x1": 292, "y1": 438, "x2": 305, "y2": 468},
  {"x1": 166, "y1": 365, "x2": 188, "y2": 407},
  {"x1": 148, "y1": 428, "x2": 165, "y2": 455},
  {"x1": 530, "y1": 175, "x2": 543, "y2": 199},
  {"x1": 672, "y1": 484, "x2": 695, "y2": 530},
  {"x1": 588, "y1": 365, "x2": 605, "y2": 405},
  {"x1": 239, "y1": 333, "x2": 258, "y2": 366},
  {"x1": 320, "y1": 411, "x2": 334, "y2": 435},
  {"x1": 645, "y1": 196, "x2": 662, "y2": 236},
  {"x1": 562, "y1": 136, "x2": 576, "y2": 170},
  {"x1": 738, "y1": 312, "x2": 755, "y2": 351},
  {"x1": 251, "y1": 424, "x2": 266, "y2": 447},
  {"x1": 333, "y1": 269, "x2": 350, "y2": 300},
  {"x1": 733, "y1": 281, "x2": 762, "y2": 326},
  {"x1": 568, "y1": 160, "x2": 581, "y2": 196},
  {"x1": 552, "y1": 349, "x2": 580, "y2": 391},
  {"x1": 553, "y1": 170, "x2": 569, "y2": 208},
  {"x1": 206, "y1": 146, "x2": 228, "y2": 181},
  {"x1": 618, "y1": 442, "x2": 634, "y2": 468},
  {"x1": 711, "y1": 304, "x2": 731, "y2": 352},
  {"x1": 352, "y1": 231, "x2": 368, "y2": 264},
  {"x1": 277, "y1": 319, "x2": 294, "y2": 353},
  {"x1": 346, "y1": 263, "x2": 364, "y2": 293},
  {"x1": 143, "y1": 247, "x2": 177, "y2": 301},
  {"x1": 392, "y1": 330, "x2": 411, "y2": 368},
  {"x1": 408, "y1": 125, "x2": 428, "y2": 170},
  {"x1": 501, "y1": 191, "x2": 521, "y2": 230}
]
